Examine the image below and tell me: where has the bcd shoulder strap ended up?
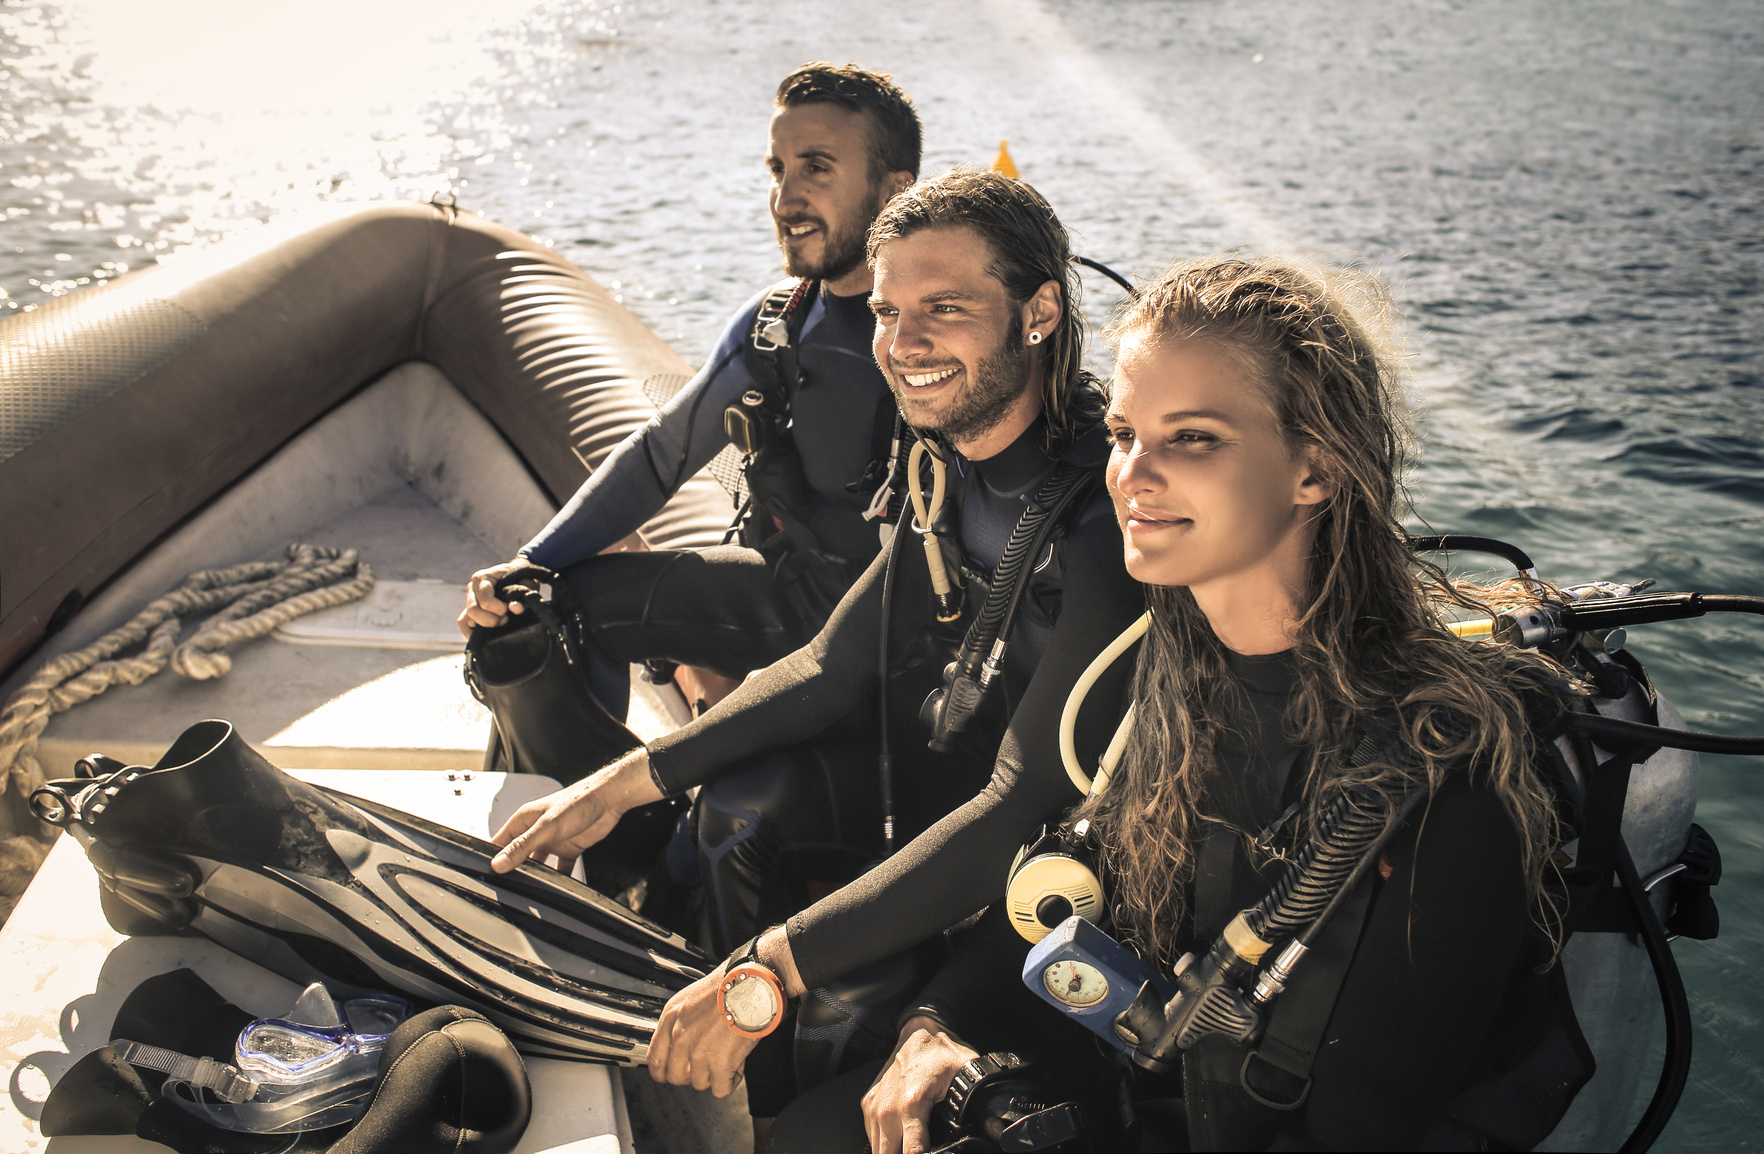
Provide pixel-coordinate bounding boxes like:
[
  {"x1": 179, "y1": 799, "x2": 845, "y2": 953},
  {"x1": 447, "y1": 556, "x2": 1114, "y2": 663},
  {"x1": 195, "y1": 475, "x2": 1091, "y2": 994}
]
[
  {"x1": 742, "y1": 276, "x2": 818, "y2": 412},
  {"x1": 1235, "y1": 717, "x2": 1410, "y2": 1108},
  {"x1": 727, "y1": 278, "x2": 820, "y2": 547}
]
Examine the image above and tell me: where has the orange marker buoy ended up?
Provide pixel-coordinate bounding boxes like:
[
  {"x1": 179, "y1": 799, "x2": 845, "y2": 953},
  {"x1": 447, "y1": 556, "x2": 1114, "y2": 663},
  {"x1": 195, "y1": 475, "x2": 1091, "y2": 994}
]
[{"x1": 992, "y1": 140, "x2": 1019, "y2": 179}]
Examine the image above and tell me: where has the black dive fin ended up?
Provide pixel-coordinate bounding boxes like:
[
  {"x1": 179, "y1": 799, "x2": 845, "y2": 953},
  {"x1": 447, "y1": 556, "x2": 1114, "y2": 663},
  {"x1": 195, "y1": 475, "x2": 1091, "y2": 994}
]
[
  {"x1": 464, "y1": 570, "x2": 642, "y2": 782},
  {"x1": 62, "y1": 720, "x2": 707, "y2": 1066}
]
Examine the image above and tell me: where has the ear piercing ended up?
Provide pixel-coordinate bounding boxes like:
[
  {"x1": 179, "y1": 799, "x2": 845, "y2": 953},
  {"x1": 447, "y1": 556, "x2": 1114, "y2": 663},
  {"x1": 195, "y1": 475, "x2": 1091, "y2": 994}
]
[{"x1": 1027, "y1": 331, "x2": 1043, "y2": 345}]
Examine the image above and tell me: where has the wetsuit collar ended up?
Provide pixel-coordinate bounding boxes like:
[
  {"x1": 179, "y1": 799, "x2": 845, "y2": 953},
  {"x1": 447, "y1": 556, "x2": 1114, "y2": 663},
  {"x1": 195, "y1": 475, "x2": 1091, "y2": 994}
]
[
  {"x1": 1223, "y1": 646, "x2": 1300, "y2": 697},
  {"x1": 967, "y1": 418, "x2": 1054, "y2": 498}
]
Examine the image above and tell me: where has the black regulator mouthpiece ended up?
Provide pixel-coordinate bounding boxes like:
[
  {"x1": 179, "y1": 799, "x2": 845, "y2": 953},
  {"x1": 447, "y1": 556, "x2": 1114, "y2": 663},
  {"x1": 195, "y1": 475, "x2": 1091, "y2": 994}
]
[
  {"x1": 925, "y1": 636, "x2": 1011, "y2": 753},
  {"x1": 1118, "y1": 918, "x2": 1268, "y2": 1073}
]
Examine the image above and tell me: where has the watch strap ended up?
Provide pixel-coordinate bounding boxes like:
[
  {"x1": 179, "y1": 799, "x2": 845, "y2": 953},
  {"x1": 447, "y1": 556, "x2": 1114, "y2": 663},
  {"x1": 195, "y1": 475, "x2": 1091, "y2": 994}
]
[
  {"x1": 935, "y1": 1051, "x2": 1033, "y2": 1133},
  {"x1": 718, "y1": 935, "x2": 785, "y2": 1039}
]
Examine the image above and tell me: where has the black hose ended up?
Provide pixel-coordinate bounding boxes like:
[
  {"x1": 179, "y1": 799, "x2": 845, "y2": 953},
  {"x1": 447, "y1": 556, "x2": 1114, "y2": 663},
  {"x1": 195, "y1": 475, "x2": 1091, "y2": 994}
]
[
  {"x1": 1294, "y1": 787, "x2": 1431, "y2": 949},
  {"x1": 1560, "y1": 591, "x2": 1764, "y2": 632},
  {"x1": 1245, "y1": 778, "x2": 1416, "y2": 945},
  {"x1": 875, "y1": 501, "x2": 911, "y2": 855},
  {"x1": 1074, "y1": 256, "x2": 1134, "y2": 296},
  {"x1": 958, "y1": 468, "x2": 1091, "y2": 677},
  {"x1": 1703, "y1": 594, "x2": 1764, "y2": 616},
  {"x1": 1567, "y1": 711, "x2": 1764, "y2": 756},
  {"x1": 1408, "y1": 533, "x2": 1537, "y2": 576},
  {"x1": 1614, "y1": 830, "x2": 1693, "y2": 1152}
]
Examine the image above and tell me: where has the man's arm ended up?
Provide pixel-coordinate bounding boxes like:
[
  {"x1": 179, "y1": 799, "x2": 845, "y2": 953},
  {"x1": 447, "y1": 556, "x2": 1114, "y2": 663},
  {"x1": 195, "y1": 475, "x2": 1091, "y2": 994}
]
[
  {"x1": 488, "y1": 532, "x2": 894, "y2": 871},
  {"x1": 642, "y1": 510, "x2": 1142, "y2": 1099},
  {"x1": 784, "y1": 510, "x2": 1143, "y2": 987},
  {"x1": 460, "y1": 291, "x2": 766, "y2": 634},
  {"x1": 643, "y1": 534, "x2": 893, "y2": 794},
  {"x1": 518, "y1": 290, "x2": 763, "y2": 571}
]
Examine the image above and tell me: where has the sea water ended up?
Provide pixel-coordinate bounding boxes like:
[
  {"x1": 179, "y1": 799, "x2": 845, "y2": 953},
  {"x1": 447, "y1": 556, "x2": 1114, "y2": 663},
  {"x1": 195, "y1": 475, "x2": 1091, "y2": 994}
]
[{"x1": 2, "y1": 0, "x2": 1760, "y2": 1147}]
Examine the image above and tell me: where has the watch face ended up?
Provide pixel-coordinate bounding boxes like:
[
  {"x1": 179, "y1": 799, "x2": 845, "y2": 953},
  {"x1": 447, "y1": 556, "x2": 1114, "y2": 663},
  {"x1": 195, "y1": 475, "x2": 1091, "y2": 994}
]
[
  {"x1": 1042, "y1": 958, "x2": 1109, "y2": 1008},
  {"x1": 724, "y1": 970, "x2": 780, "y2": 1032}
]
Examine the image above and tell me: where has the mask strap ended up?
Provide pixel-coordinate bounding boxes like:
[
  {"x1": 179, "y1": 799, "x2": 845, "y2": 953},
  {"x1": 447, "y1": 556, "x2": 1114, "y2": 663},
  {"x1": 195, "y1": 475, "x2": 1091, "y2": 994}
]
[{"x1": 111, "y1": 1038, "x2": 259, "y2": 1103}]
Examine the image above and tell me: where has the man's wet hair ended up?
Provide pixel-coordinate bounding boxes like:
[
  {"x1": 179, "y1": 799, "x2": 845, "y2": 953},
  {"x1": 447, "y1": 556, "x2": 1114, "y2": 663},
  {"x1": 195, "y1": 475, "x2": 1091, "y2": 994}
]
[
  {"x1": 775, "y1": 62, "x2": 922, "y2": 183},
  {"x1": 867, "y1": 166, "x2": 1094, "y2": 453}
]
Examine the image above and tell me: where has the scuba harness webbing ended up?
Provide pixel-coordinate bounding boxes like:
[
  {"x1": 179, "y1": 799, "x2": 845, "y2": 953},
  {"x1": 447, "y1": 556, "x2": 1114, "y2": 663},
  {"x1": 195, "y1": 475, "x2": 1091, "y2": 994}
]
[
  {"x1": 724, "y1": 277, "x2": 818, "y2": 550},
  {"x1": 924, "y1": 450, "x2": 1097, "y2": 753},
  {"x1": 873, "y1": 432, "x2": 1099, "y2": 853},
  {"x1": 725, "y1": 278, "x2": 899, "y2": 553}
]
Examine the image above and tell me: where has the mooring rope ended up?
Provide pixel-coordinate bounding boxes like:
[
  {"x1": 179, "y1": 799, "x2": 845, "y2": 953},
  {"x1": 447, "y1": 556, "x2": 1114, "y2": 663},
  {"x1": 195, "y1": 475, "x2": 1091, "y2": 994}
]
[{"x1": 0, "y1": 545, "x2": 374, "y2": 897}]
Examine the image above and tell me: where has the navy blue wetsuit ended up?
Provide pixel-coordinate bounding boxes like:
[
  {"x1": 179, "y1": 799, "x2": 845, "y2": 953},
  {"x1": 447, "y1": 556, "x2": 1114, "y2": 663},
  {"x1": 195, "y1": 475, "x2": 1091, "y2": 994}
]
[{"x1": 512, "y1": 282, "x2": 895, "y2": 731}]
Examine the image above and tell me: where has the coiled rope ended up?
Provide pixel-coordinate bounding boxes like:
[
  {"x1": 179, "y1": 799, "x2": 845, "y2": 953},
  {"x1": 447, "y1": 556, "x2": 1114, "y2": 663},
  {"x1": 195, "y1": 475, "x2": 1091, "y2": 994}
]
[{"x1": 0, "y1": 545, "x2": 373, "y2": 916}]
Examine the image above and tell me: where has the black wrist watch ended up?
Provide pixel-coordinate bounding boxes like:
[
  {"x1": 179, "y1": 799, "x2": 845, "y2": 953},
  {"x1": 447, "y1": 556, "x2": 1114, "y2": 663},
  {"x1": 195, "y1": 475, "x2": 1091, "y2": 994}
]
[
  {"x1": 718, "y1": 935, "x2": 786, "y2": 1039},
  {"x1": 935, "y1": 1051, "x2": 1034, "y2": 1134}
]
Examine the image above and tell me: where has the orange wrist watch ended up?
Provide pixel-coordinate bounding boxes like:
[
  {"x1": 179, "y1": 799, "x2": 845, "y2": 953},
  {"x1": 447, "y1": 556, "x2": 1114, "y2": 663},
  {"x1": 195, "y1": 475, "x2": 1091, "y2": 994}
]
[{"x1": 718, "y1": 935, "x2": 786, "y2": 1039}]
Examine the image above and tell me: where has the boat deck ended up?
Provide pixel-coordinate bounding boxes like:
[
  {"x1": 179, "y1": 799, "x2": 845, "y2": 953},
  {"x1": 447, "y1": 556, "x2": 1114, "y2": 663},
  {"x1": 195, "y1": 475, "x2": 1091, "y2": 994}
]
[{"x1": 2, "y1": 365, "x2": 750, "y2": 1152}]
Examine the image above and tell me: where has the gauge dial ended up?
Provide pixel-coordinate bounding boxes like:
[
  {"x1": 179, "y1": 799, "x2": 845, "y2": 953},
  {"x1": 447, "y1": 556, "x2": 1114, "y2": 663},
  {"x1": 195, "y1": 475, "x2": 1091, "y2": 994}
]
[{"x1": 1042, "y1": 959, "x2": 1109, "y2": 1007}]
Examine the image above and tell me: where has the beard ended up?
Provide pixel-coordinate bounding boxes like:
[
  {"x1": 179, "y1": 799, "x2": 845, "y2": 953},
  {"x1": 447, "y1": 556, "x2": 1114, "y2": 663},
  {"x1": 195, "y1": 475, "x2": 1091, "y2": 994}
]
[
  {"x1": 892, "y1": 316, "x2": 1031, "y2": 445},
  {"x1": 778, "y1": 199, "x2": 871, "y2": 283}
]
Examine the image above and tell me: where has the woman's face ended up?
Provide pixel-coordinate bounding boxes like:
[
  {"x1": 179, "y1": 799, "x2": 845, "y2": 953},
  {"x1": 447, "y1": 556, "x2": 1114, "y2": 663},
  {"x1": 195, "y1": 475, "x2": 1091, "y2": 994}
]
[{"x1": 1105, "y1": 336, "x2": 1331, "y2": 600}]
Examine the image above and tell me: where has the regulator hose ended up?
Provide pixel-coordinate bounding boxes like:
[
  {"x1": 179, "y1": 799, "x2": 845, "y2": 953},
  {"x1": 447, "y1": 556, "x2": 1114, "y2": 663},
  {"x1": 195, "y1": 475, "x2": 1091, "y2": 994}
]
[
  {"x1": 1241, "y1": 764, "x2": 1428, "y2": 948},
  {"x1": 1615, "y1": 832, "x2": 1693, "y2": 1154},
  {"x1": 1074, "y1": 255, "x2": 1135, "y2": 297},
  {"x1": 1567, "y1": 712, "x2": 1764, "y2": 756},
  {"x1": 1558, "y1": 727, "x2": 1694, "y2": 1154},
  {"x1": 961, "y1": 466, "x2": 1092, "y2": 671},
  {"x1": 1409, "y1": 533, "x2": 1539, "y2": 579},
  {"x1": 928, "y1": 464, "x2": 1092, "y2": 752},
  {"x1": 874, "y1": 501, "x2": 912, "y2": 856}
]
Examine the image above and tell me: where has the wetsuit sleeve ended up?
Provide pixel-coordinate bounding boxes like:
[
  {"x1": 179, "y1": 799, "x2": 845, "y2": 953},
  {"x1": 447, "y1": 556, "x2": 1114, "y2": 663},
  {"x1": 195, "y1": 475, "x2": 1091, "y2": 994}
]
[
  {"x1": 518, "y1": 290, "x2": 765, "y2": 569},
  {"x1": 908, "y1": 905, "x2": 1043, "y2": 1042},
  {"x1": 1283, "y1": 771, "x2": 1533, "y2": 1149},
  {"x1": 644, "y1": 535, "x2": 891, "y2": 795},
  {"x1": 785, "y1": 511, "x2": 1144, "y2": 989}
]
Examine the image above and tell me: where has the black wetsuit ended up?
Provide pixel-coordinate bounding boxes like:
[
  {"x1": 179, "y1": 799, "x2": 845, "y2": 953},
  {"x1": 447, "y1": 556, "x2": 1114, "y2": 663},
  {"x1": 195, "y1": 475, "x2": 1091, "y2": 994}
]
[
  {"x1": 514, "y1": 281, "x2": 894, "y2": 731},
  {"x1": 770, "y1": 650, "x2": 1581, "y2": 1152},
  {"x1": 643, "y1": 412, "x2": 1142, "y2": 1112}
]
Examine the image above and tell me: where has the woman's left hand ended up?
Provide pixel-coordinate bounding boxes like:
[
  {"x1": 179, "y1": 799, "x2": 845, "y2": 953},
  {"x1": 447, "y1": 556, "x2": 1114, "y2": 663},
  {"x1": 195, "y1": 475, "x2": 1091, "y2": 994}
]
[{"x1": 861, "y1": 1015, "x2": 979, "y2": 1154}]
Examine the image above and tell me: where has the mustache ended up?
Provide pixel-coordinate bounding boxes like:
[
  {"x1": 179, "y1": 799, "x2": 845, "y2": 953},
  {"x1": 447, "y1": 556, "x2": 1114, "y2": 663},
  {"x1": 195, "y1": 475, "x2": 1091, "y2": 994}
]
[{"x1": 775, "y1": 213, "x2": 825, "y2": 229}]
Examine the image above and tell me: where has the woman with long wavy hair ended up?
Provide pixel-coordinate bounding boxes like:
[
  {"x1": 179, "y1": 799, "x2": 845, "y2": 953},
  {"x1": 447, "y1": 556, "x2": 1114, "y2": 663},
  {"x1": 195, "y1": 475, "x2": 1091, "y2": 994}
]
[{"x1": 771, "y1": 256, "x2": 1586, "y2": 1153}]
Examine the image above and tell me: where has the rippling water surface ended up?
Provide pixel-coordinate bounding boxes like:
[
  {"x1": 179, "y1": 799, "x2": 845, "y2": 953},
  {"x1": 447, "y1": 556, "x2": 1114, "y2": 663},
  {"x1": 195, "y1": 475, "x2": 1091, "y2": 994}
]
[{"x1": 3, "y1": 0, "x2": 1760, "y2": 1146}]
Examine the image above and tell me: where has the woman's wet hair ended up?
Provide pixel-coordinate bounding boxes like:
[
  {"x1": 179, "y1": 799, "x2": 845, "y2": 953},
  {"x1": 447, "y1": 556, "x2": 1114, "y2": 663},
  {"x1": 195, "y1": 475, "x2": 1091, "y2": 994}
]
[
  {"x1": 866, "y1": 165, "x2": 1098, "y2": 454},
  {"x1": 775, "y1": 62, "x2": 922, "y2": 183},
  {"x1": 1078, "y1": 256, "x2": 1565, "y2": 966}
]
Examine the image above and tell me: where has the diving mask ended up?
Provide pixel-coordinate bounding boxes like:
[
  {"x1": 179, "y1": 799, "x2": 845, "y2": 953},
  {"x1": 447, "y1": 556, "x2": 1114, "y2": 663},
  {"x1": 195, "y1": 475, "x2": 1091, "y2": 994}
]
[{"x1": 113, "y1": 982, "x2": 411, "y2": 1134}]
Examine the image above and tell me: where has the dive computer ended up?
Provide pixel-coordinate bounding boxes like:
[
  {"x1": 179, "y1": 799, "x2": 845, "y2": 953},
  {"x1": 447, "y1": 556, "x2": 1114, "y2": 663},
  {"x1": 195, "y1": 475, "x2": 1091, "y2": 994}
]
[{"x1": 718, "y1": 935, "x2": 786, "y2": 1039}]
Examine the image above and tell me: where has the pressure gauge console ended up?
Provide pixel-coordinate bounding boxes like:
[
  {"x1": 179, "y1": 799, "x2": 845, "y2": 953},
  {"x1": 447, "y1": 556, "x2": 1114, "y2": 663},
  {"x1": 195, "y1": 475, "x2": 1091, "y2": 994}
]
[
  {"x1": 1022, "y1": 915, "x2": 1174, "y2": 1053},
  {"x1": 1043, "y1": 958, "x2": 1110, "y2": 1007}
]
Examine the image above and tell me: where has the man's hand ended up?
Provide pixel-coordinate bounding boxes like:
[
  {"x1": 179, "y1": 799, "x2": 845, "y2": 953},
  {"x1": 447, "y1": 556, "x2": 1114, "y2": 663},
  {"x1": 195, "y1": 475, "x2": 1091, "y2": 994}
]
[
  {"x1": 489, "y1": 748, "x2": 662, "y2": 874},
  {"x1": 862, "y1": 1016, "x2": 979, "y2": 1154},
  {"x1": 647, "y1": 965, "x2": 759, "y2": 1098},
  {"x1": 457, "y1": 558, "x2": 531, "y2": 638},
  {"x1": 647, "y1": 926, "x2": 806, "y2": 1099}
]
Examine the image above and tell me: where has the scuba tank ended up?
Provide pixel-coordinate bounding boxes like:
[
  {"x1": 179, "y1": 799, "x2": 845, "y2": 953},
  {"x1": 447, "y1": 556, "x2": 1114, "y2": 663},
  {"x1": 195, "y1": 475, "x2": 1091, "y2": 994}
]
[{"x1": 1001, "y1": 534, "x2": 1746, "y2": 1152}]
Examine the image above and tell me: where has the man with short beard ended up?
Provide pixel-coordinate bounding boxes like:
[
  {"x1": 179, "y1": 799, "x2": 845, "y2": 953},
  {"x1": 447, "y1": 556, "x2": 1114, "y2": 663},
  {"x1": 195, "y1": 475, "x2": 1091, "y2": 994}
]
[
  {"x1": 491, "y1": 168, "x2": 1144, "y2": 1137},
  {"x1": 458, "y1": 62, "x2": 917, "y2": 765}
]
